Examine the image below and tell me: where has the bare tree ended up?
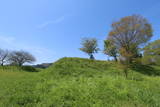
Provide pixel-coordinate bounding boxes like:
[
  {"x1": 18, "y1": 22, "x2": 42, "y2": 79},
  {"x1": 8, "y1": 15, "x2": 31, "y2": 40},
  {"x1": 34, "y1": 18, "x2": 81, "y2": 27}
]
[
  {"x1": 8, "y1": 50, "x2": 36, "y2": 66},
  {"x1": 80, "y1": 38, "x2": 99, "y2": 60},
  {"x1": 0, "y1": 49, "x2": 9, "y2": 66}
]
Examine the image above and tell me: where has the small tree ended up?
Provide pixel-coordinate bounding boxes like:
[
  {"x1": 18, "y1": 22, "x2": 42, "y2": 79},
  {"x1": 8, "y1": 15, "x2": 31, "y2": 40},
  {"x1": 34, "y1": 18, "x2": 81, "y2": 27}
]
[
  {"x1": 142, "y1": 39, "x2": 160, "y2": 65},
  {"x1": 8, "y1": 50, "x2": 36, "y2": 66},
  {"x1": 119, "y1": 48, "x2": 134, "y2": 78},
  {"x1": 104, "y1": 39, "x2": 118, "y2": 61},
  {"x1": 0, "y1": 49, "x2": 9, "y2": 66},
  {"x1": 80, "y1": 38, "x2": 99, "y2": 59}
]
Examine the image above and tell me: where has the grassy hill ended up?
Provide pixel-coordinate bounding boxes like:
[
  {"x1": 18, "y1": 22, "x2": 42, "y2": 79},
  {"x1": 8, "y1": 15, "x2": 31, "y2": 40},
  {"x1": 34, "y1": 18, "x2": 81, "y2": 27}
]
[{"x1": 0, "y1": 57, "x2": 160, "y2": 107}]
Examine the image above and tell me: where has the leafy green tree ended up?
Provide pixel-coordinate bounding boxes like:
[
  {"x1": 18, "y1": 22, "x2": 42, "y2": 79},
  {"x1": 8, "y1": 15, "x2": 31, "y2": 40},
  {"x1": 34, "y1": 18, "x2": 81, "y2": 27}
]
[
  {"x1": 108, "y1": 15, "x2": 153, "y2": 78},
  {"x1": 80, "y1": 38, "x2": 99, "y2": 60},
  {"x1": 104, "y1": 39, "x2": 118, "y2": 61},
  {"x1": 142, "y1": 39, "x2": 160, "y2": 65},
  {"x1": 108, "y1": 15, "x2": 153, "y2": 63}
]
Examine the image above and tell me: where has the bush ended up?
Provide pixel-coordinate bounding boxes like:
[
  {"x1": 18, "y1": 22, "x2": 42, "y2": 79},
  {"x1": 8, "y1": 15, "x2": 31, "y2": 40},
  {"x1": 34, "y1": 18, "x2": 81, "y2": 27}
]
[{"x1": 21, "y1": 66, "x2": 39, "y2": 72}]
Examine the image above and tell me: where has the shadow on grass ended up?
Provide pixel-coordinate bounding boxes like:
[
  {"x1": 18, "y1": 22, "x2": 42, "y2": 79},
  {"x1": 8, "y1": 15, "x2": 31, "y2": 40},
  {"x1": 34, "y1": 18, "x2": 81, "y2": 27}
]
[
  {"x1": 131, "y1": 64, "x2": 160, "y2": 76},
  {"x1": 21, "y1": 66, "x2": 39, "y2": 72}
]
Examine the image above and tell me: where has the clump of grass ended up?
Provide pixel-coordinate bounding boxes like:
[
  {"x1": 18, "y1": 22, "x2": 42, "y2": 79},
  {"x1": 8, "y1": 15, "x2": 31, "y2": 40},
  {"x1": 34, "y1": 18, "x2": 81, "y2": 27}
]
[{"x1": 0, "y1": 66, "x2": 39, "y2": 72}]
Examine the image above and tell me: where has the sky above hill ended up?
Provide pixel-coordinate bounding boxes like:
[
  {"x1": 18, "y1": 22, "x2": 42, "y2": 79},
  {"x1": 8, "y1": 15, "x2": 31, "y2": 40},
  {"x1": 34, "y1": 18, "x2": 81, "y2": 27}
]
[{"x1": 0, "y1": 0, "x2": 160, "y2": 64}]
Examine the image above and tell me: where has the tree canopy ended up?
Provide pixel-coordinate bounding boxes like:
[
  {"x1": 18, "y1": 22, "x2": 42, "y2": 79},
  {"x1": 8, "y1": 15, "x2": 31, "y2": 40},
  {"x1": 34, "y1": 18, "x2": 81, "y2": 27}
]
[
  {"x1": 142, "y1": 39, "x2": 160, "y2": 65},
  {"x1": 108, "y1": 15, "x2": 153, "y2": 62},
  {"x1": 0, "y1": 49, "x2": 9, "y2": 66},
  {"x1": 80, "y1": 38, "x2": 99, "y2": 59},
  {"x1": 8, "y1": 50, "x2": 36, "y2": 66},
  {"x1": 104, "y1": 40, "x2": 118, "y2": 61}
]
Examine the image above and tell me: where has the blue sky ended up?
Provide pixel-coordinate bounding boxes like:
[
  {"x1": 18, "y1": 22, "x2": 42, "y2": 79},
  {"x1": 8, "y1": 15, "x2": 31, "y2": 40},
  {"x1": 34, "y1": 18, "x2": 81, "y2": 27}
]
[{"x1": 0, "y1": 0, "x2": 160, "y2": 64}]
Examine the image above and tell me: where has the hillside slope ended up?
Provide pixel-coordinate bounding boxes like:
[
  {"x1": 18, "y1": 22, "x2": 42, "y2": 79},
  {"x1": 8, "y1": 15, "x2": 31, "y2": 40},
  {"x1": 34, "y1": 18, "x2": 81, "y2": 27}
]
[{"x1": 0, "y1": 57, "x2": 160, "y2": 107}]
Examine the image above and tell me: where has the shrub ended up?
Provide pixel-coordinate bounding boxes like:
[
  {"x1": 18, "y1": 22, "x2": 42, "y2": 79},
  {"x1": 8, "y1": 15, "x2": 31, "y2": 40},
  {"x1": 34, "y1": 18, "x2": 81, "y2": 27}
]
[{"x1": 21, "y1": 66, "x2": 39, "y2": 72}]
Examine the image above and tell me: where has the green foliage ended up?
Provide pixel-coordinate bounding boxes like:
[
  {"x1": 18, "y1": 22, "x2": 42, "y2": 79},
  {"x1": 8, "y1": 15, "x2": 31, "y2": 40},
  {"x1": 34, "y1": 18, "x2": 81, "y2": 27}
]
[
  {"x1": 0, "y1": 66, "x2": 24, "y2": 72},
  {"x1": 108, "y1": 15, "x2": 153, "y2": 64},
  {"x1": 0, "y1": 57, "x2": 160, "y2": 107},
  {"x1": 80, "y1": 38, "x2": 99, "y2": 59},
  {"x1": 0, "y1": 66, "x2": 39, "y2": 72},
  {"x1": 104, "y1": 40, "x2": 118, "y2": 61},
  {"x1": 21, "y1": 66, "x2": 39, "y2": 72},
  {"x1": 142, "y1": 39, "x2": 160, "y2": 65},
  {"x1": 107, "y1": 15, "x2": 153, "y2": 78}
]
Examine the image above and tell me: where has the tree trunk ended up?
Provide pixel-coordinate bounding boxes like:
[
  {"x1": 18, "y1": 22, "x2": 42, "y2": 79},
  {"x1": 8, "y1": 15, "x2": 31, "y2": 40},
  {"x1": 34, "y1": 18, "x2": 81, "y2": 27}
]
[
  {"x1": 114, "y1": 56, "x2": 118, "y2": 62},
  {"x1": 0, "y1": 60, "x2": 4, "y2": 66},
  {"x1": 90, "y1": 54, "x2": 95, "y2": 60},
  {"x1": 18, "y1": 63, "x2": 22, "y2": 66},
  {"x1": 124, "y1": 68, "x2": 128, "y2": 79}
]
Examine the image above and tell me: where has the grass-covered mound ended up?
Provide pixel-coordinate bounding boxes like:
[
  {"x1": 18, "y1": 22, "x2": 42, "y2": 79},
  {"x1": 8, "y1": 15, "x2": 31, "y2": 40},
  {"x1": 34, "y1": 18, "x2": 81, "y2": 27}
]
[
  {"x1": 0, "y1": 57, "x2": 160, "y2": 107},
  {"x1": 46, "y1": 57, "x2": 118, "y2": 77}
]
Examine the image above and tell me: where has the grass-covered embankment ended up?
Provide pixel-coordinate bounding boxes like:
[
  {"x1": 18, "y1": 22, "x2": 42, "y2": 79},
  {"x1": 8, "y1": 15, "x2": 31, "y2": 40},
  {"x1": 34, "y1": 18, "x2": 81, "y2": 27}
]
[{"x1": 0, "y1": 57, "x2": 160, "y2": 107}]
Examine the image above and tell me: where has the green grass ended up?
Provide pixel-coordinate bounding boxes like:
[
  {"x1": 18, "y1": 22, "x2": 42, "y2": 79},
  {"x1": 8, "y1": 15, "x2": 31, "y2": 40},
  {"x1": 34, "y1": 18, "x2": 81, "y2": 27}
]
[{"x1": 0, "y1": 57, "x2": 160, "y2": 107}]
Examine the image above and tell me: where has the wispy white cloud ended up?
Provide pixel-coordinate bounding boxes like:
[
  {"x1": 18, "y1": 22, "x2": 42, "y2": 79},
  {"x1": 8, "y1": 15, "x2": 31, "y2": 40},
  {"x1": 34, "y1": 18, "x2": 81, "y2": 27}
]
[
  {"x1": 0, "y1": 35, "x2": 56, "y2": 64},
  {"x1": 37, "y1": 16, "x2": 65, "y2": 29}
]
